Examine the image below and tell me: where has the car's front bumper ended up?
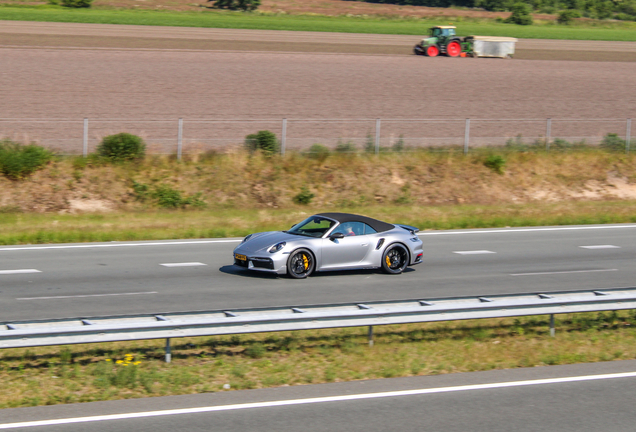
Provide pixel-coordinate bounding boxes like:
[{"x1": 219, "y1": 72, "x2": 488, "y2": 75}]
[{"x1": 233, "y1": 251, "x2": 288, "y2": 275}]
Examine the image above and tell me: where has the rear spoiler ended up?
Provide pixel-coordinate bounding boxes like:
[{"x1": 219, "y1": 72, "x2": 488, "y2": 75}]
[{"x1": 398, "y1": 224, "x2": 420, "y2": 235}]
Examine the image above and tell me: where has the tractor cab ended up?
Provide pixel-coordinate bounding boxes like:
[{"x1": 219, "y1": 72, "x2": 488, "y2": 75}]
[{"x1": 430, "y1": 26, "x2": 456, "y2": 40}]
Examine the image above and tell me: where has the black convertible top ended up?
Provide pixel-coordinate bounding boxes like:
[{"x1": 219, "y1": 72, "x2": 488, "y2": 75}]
[{"x1": 316, "y1": 213, "x2": 395, "y2": 233}]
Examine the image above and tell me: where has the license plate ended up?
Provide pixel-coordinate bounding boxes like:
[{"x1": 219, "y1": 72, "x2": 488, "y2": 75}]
[{"x1": 235, "y1": 254, "x2": 247, "y2": 261}]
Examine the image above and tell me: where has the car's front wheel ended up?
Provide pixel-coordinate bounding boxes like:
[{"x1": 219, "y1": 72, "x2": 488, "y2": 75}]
[
  {"x1": 381, "y1": 244, "x2": 409, "y2": 274},
  {"x1": 287, "y1": 248, "x2": 315, "y2": 279}
]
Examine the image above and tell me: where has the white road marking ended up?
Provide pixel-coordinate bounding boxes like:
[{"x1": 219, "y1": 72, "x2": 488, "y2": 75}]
[
  {"x1": 579, "y1": 245, "x2": 621, "y2": 249},
  {"x1": 0, "y1": 240, "x2": 241, "y2": 251},
  {"x1": 419, "y1": 224, "x2": 636, "y2": 236},
  {"x1": 2, "y1": 371, "x2": 636, "y2": 429},
  {"x1": 160, "y1": 262, "x2": 207, "y2": 267},
  {"x1": 16, "y1": 292, "x2": 157, "y2": 300},
  {"x1": 0, "y1": 269, "x2": 41, "y2": 275},
  {"x1": 453, "y1": 250, "x2": 496, "y2": 255},
  {"x1": 511, "y1": 269, "x2": 618, "y2": 276}
]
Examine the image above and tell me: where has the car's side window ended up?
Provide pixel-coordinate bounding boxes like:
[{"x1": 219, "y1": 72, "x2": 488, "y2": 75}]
[
  {"x1": 362, "y1": 224, "x2": 377, "y2": 235},
  {"x1": 332, "y1": 222, "x2": 377, "y2": 236}
]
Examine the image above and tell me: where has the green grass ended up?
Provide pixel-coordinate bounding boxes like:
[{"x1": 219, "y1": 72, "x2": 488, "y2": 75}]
[
  {"x1": 2, "y1": 201, "x2": 636, "y2": 245},
  {"x1": 1, "y1": 311, "x2": 635, "y2": 408},
  {"x1": 2, "y1": 5, "x2": 636, "y2": 40}
]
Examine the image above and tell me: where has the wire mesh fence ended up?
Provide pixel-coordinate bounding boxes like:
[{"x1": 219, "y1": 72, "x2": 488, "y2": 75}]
[{"x1": 0, "y1": 117, "x2": 632, "y2": 156}]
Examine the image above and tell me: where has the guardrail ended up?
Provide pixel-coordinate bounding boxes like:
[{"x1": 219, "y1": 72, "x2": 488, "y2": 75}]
[{"x1": 2, "y1": 287, "x2": 636, "y2": 362}]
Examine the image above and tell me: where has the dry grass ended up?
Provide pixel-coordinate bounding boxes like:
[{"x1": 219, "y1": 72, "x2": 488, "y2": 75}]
[{"x1": 1, "y1": 311, "x2": 635, "y2": 408}]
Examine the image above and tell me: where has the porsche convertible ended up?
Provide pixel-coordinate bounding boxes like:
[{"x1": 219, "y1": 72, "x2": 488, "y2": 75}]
[{"x1": 233, "y1": 212, "x2": 423, "y2": 278}]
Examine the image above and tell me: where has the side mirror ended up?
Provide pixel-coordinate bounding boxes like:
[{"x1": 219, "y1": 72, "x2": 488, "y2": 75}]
[{"x1": 329, "y1": 232, "x2": 345, "y2": 241}]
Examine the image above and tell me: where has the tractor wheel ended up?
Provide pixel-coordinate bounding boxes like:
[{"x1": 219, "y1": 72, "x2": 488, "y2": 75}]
[
  {"x1": 425, "y1": 45, "x2": 439, "y2": 57},
  {"x1": 446, "y1": 41, "x2": 462, "y2": 57}
]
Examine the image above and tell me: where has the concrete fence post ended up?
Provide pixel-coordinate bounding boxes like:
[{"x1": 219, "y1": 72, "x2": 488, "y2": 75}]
[
  {"x1": 463, "y1": 118, "x2": 470, "y2": 154},
  {"x1": 546, "y1": 118, "x2": 552, "y2": 151},
  {"x1": 165, "y1": 338, "x2": 172, "y2": 363},
  {"x1": 281, "y1": 118, "x2": 287, "y2": 156},
  {"x1": 626, "y1": 118, "x2": 632, "y2": 154},
  {"x1": 83, "y1": 118, "x2": 88, "y2": 157},
  {"x1": 368, "y1": 326, "x2": 374, "y2": 347},
  {"x1": 177, "y1": 118, "x2": 183, "y2": 161},
  {"x1": 375, "y1": 119, "x2": 381, "y2": 155}
]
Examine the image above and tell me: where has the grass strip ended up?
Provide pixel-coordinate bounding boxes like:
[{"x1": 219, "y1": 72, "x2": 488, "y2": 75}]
[
  {"x1": 1, "y1": 311, "x2": 635, "y2": 408},
  {"x1": 1, "y1": 201, "x2": 636, "y2": 245},
  {"x1": 1, "y1": 6, "x2": 636, "y2": 40}
]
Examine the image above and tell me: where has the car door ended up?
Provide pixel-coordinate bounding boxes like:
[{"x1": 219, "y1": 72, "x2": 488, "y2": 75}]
[{"x1": 320, "y1": 222, "x2": 375, "y2": 269}]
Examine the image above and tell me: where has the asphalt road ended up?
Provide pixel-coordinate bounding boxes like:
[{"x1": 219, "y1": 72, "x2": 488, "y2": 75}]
[
  {"x1": 2, "y1": 359, "x2": 636, "y2": 431},
  {"x1": 1, "y1": 224, "x2": 635, "y2": 321}
]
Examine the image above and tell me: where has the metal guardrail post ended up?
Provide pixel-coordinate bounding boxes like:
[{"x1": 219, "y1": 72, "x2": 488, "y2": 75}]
[
  {"x1": 281, "y1": 118, "x2": 287, "y2": 156},
  {"x1": 368, "y1": 326, "x2": 374, "y2": 347},
  {"x1": 546, "y1": 118, "x2": 552, "y2": 151},
  {"x1": 549, "y1": 314, "x2": 555, "y2": 337},
  {"x1": 82, "y1": 118, "x2": 88, "y2": 157},
  {"x1": 626, "y1": 118, "x2": 632, "y2": 154},
  {"x1": 165, "y1": 338, "x2": 171, "y2": 363},
  {"x1": 177, "y1": 118, "x2": 183, "y2": 161},
  {"x1": 375, "y1": 119, "x2": 381, "y2": 155},
  {"x1": 463, "y1": 119, "x2": 470, "y2": 154}
]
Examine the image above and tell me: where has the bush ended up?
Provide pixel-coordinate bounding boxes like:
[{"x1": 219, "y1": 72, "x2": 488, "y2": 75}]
[
  {"x1": 600, "y1": 133, "x2": 626, "y2": 152},
  {"x1": 305, "y1": 144, "x2": 330, "y2": 163},
  {"x1": 245, "y1": 130, "x2": 279, "y2": 156},
  {"x1": 60, "y1": 0, "x2": 92, "y2": 7},
  {"x1": 484, "y1": 155, "x2": 506, "y2": 174},
  {"x1": 97, "y1": 133, "x2": 145, "y2": 162},
  {"x1": 209, "y1": 0, "x2": 260, "y2": 11},
  {"x1": 335, "y1": 141, "x2": 357, "y2": 154},
  {"x1": 0, "y1": 140, "x2": 53, "y2": 180},
  {"x1": 293, "y1": 186, "x2": 315, "y2": 205},
  {"x1": 557, "y1": 9, "x2": 581, "y2": 23},
  {"x1": 504, "y1": 2, "x2": 534, "y2": 24},
  {"x1": 131, "y1": 181, "x2": 205, "y2": 209}
]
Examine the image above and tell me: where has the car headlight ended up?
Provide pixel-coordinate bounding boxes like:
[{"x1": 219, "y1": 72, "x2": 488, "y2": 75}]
[
  {"x1": 410, "y1": 237, "x2": 420, "y2": 242},
  {"x1": 242, "y1": 234, "x2": 253, "y2": 243},
  {"x1": 269, "y1": 242, "x2": 286, "y2": 253}
]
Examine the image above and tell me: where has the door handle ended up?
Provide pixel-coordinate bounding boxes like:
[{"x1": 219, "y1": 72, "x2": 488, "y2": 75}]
[{"x1": 360, "y1": 244, "x2": 368, "y2": 247}]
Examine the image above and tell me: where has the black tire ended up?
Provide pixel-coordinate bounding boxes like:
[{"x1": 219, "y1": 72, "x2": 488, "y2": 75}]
[
  {"x1": 287, "y1": 248, "x2": 315, "y2": 279},
  {"x1": 381, "y1": 243, "x2": 409, "y2": 275}
]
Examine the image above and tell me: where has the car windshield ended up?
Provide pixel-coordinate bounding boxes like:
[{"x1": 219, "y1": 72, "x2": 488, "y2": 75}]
[{"x1": 287, "y1": 216, "x2": 336, "y2": 238}]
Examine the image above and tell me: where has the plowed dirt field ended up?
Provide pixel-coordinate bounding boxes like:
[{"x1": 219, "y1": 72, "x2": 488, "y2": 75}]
[{"x1": 1, "y1": 21, "x2": 635, "y2": 152}]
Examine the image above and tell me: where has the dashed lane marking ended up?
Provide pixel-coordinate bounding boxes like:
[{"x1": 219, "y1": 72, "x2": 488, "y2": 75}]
[
  {"x1": 579, "y1": 245, "x2": 621, "y2": 249},
  {"x1": 0, "y1": 269, "x2": 41, "y2": 275},
  {"x1": 453, "y1": 250, "x2": 496, "y2": 255},
  {"x1": 160, "y1": 262, "x2": 207, "y2": 267},
  {"x1": 17, "y1": 292, "x2": 157, "y2": 300},
  {"x1": 511, "y1": 269, "x2": 618, "y2": 276}
]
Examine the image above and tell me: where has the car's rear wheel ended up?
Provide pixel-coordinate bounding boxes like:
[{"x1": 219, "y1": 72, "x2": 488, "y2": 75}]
[
  {"x1": 287, "y1": 248, "x2": 315, "y2": 279},
  {"x1": 381, "y1": 244, "x2": 409, "y2": 274}
]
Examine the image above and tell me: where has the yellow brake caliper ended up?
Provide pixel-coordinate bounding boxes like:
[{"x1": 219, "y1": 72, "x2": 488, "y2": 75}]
[
  {"x1": 386, "y1": 255, "x2": 392, "y2": 267},
  {"x1": 303, "y1": 254, "x2": 309, "y2": 270}
]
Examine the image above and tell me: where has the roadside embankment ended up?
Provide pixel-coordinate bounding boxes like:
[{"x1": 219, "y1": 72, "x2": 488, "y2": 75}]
[{"x1": 1, "y1": 149, "x2": 636, "y2": 244}]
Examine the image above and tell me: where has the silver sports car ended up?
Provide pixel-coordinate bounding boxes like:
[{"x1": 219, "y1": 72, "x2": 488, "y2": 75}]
[{"x1": 233, "y1": 212, "x2": 423, "y2": 278}]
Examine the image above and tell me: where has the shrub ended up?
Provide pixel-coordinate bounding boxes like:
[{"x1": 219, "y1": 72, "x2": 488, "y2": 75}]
[
  {"x1": 0, "y1": 140, "x2": 53, "y2": 180},
  {"x1": 131, "y1": 182, "x2": 205, "y2": 209},
  {"x1": 557, "y1": 9, "x2": 581, "y2": 23},
  {"x1": 58, "y1": 0, "x2": 92, "y2": 6},
  {"x1": 504, "y1": 3, "x2": 534, "y2": 24},
  {"x1": 335, "y1": 140, "x2": 357, "y2": 154},
  {"x1": 306, "y1": 144, "x2": 330, "y2": 163},
  {"x1": 293, "y1": 186, "x2": 315, "y2": 205},
  {"x1": 484, "y1": 155, "x2": 506, "y2": 174},
  {"x1": 600, "y1": 133, "x2": 626, "y2": 152},
  {"x1": 392, "y1": 136, "x2": 406, "y2": 152},
  {"x1": 209, "y1": 0, "x2": 260, "y2": 11},
  {"x1": 97, "y1": 133, "x2": 145, "y2": 162},
  {"x1": 244, "y1": 130, "x2": 279, "y2": 156}
]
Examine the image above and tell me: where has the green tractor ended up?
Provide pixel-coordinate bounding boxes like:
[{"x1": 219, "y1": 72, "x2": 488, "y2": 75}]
[{"x1": 413, "y1": 26, "x2": 469, "y2": 57}]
